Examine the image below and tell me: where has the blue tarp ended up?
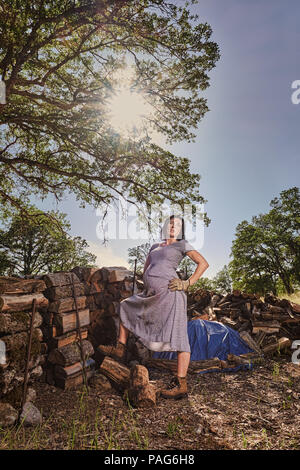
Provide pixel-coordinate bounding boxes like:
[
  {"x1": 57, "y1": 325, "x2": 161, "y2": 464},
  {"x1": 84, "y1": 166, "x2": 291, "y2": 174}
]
[{"x1": 152, "y1": 319, "x2": 255, "y2": 373}]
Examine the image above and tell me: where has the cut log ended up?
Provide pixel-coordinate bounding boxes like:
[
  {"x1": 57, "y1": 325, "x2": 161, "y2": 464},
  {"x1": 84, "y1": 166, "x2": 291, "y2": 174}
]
[
  {"x1": 261, "y1": 337, "x2": 291, "y2": 355},
  {"x1": 48, "y1": 296, "x2": 88, "y2": 314},
  {"x1": 53, "y1": 309, "x2": 90, "y2": 335},
  {"x1": 44, "y1": 283, "x2": 85, "y2": 301},
  {"x1": 239, "y1": 331, "x2": 262, "y2": 355},
  {"x1": 0, "y1": 293, "x2": 48, "y2": 312},
  {"x1": 48, "y1": 340, "x2": 94, "y2": 366},
  {"x1": 71, "y1": 267, "x2": 98, "y2": 283},
  {"x1": 98, "y1": 356, "x2": 130, "y2": 391},
  {"x1": 49, "y1": 328, "x2": 88, "y2": 349},
  {"x1": 42, "y1": 272, "x2": 80, "y2": 288},
  {"x1": 0, "y1": 278, "x2": 46, "y2": 295},
  {"x1": 252, "y1": 320, "x2": 280, "y2": 334},
  {"x1": 125, "y1": 365, "x2": 156, "y2": 408},
  {"x1": 54, "y1": 358, "x2": 95, "y2": 390},
  {"x1": 0, "y1": 311, "x2": 43, "y2": 335}
]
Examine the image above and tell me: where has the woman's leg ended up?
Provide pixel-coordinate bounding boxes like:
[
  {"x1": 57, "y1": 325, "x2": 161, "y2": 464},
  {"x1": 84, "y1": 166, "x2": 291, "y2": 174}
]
[
  {"x1": 177, "y1": 351, "x2": 191, "y2": 377},
  {"x1": 118, "y1": 321, "x2": 130, "y2": 345}
]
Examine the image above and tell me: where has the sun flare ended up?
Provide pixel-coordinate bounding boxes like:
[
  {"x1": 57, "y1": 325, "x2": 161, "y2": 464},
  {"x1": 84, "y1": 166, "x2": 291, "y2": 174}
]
[{"x1": 107, "y1": 66, "x2": 153, "y2": 137}]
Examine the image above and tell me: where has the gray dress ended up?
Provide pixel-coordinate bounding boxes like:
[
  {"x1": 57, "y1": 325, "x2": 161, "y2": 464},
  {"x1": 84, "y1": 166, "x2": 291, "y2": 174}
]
[{"x1": 119, "y1": 239, "x2": 196, "y2": 353}]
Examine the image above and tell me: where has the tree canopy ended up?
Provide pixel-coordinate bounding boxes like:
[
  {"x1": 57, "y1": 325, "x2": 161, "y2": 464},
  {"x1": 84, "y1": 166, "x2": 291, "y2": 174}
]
[
  {"x1": 0, "y1": 0, "x2": 220, "y2": 234},
  {"x1": 0, "y1": 206, "x2": 97, "y2": 275},
  {"x1": 229, "y1": 187, "x2": 300, "y2": 295}
]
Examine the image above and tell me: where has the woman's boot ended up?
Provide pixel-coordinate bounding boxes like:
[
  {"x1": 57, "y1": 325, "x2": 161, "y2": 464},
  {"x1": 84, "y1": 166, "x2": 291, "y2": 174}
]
[
  {"x1": 160, "y1": 375, "x2": 188, "y2": 399},
  {"x1": 97, "y1": 340, "x2": 127, "y2": 364}
]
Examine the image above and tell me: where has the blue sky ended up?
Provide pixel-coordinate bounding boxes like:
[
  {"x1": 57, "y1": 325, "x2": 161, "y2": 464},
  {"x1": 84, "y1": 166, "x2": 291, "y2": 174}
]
[{"x1": 36, "y1": 0, "x2": 300, "y2": 278}]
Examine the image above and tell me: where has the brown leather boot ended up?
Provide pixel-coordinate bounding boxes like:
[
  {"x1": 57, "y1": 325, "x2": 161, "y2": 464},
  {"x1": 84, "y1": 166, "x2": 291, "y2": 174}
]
[
  {"x1": 160, "y1": 375, "x2": 188, "y2": 400},
  {"x1": 97, "y1": 340, "x2": 127, "y2": 364}
]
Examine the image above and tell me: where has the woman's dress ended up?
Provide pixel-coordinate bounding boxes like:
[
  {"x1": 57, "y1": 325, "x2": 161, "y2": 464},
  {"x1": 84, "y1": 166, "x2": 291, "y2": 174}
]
[{"x1": 118, "y1": 239, "x2": 196, "y2": 352}]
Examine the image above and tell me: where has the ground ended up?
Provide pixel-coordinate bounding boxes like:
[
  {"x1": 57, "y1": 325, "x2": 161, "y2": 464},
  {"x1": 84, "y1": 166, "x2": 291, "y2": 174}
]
[{"x1": 0, "y1": 354, "x2": 299, "y2": 450}]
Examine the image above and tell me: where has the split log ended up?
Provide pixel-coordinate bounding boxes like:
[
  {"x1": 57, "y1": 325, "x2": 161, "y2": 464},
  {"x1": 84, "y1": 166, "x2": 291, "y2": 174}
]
[
  {"x1": 125, "y1": 365, "x2": 156, "y2": 408},
  {"x1": 239, "y1": 331, "x2": 262, "y2": 355},
  {"x1": 0, "y1": 278, "x2": 46, "y2": 295},
  {"x1": 42, "y1": 272, "x2": 80, "y2": 288},
  {"x1": 48, "y1": 296, "x2": 88, "y2": 314},
  {"x1": 261, "y1": 337, "x2": 291, "y2": 355},
  {"x1": 49, "y1": 328, "x2": 88, "y2": 349},
  {"x1": 98, "y1": 356, "x2": 130, "y2": 391},
  {"x1": 48, "y1": 339, "x2": 94, "y2": 366},
  {"x1": 0, "y1": 293, "x2": 48, "y2": 312},
  {"x1": 71, "y1": 267, "x2": 98, "y2": 283},
  {"x1": 252, "y1": 320, "x2": 280, "y2": 334},
  {"x1": 0, "y1": 311, "x2": 43, "y2": 335},
  {"x1": 54, "y1": 358, "x2": 95, "y2": 390},
  {"x1": 44, "y1": 283, "x2": 85, "y2": 301},
  {"x1": 53, "y1": 309, "x2": 90, "y2": 335}
]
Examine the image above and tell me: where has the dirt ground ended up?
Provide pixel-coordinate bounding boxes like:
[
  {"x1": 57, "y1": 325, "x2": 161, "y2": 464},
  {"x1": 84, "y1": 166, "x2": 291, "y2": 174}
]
[{"x1": 1, "y1": 354, "x2": 299, "y2": 451}]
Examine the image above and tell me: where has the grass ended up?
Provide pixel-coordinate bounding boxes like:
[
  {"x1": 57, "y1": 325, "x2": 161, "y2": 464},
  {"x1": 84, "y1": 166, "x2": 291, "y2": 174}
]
[{"x1": 0, "y1": 388, "x2": 150, "y2": 450}]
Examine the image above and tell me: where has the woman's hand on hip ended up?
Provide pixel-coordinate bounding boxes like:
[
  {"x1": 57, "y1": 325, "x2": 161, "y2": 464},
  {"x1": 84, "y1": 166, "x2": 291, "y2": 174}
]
[{"x1": 168, "y1": 278, "x2": 190, "y2": 292}]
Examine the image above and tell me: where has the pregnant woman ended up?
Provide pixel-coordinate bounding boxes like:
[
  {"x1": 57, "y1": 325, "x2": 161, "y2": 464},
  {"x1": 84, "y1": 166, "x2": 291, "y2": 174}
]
[{"x1": 98, "y1": 215, "x2": 209, "y2": 399}]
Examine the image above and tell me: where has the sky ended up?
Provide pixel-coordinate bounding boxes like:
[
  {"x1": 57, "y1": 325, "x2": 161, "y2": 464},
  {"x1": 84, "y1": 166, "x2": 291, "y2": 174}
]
[{"x1": 35, "y1": 0, "x2": 300, "y2": 278}]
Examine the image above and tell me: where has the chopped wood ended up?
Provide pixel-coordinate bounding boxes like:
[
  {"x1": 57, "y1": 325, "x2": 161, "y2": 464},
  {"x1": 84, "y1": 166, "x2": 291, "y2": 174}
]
[
  {"x1": 261, "y1": 337, "x2": 291, "y2": 355},
  {"x1": 44, "y1": 283, "x2": 85, "y2": 301},
  {"x1": 54, "y1": 358, "x2": 95, "y2": 390},
  {"x1": 48, "y1": 296, "x2": 88, "y2": 314},
  {"x1": 98, "y1": 356, "x2": 130, "y2": 391},
  {"x1": 49, "y1": 328, "x2": 88, "y2": 349},
  {"x1": 48, "y1": 339, "x2": 94, "y2": 366},
  {"x1": 125, "y1": 365, "x2": 157, "y2": 408},
  {"x1": 0, "y1": 311, "x2": 43, "y2": 335},
  {"x1": 53, "y1": 309, "x2": 90, "y2": 335},
  {"x1": 0, "y1": 278, "x2": 46, "y2": 295},
  {"x1": 0, "y1": 293, "x2": 49, "y2": 312},
  {"x1": 42, "y1": 272, "x2": 80, "y2": 288}
]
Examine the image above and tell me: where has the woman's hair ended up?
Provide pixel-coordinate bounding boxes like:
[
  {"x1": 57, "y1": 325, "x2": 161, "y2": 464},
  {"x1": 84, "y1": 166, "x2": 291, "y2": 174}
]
[{"x1": 160, "y1": 215, "x2": 185, "y2": 241}]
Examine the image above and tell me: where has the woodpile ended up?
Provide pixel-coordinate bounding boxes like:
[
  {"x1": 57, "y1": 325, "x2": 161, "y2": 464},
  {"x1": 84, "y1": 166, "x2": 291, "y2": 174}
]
[
  {"x1": 41, "y1": 266, "x2": 140, "y2": 389},
  {"x1": 41, "y1": 271, "x2": 95, "y2": 389},
  {"x1": 0, "y1": 277, "x2": 47, "y2": 411},
  {"x1": 75, "y1": 265, "x2": 146, "y2": 365},
  {"x1": 187, "y1": 288, "x2": 300, "y2": 356},
  {"x1": 99, "y1": 356, "x2": 157, "y2": 408}
]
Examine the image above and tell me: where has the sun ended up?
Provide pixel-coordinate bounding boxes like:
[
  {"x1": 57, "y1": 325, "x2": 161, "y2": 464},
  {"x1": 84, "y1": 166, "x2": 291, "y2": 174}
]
[{"x1": 107, "y1": 67, "x2": 153, "y2": 137}]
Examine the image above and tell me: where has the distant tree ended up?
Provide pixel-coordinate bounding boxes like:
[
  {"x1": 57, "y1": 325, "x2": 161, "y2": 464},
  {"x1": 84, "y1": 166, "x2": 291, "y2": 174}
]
[
  {"x1": 229, "y1": 187, "x2": 300, "y2": 295},
  {"x1": 189, "y1": 276, "x2": 214, "y2": 292},
  {"x1": 0, "y1": 207, "x2": 97, "y2": 276},
  {"x1": 128, "y1": 242, "x2": 151, "y2": 276},
  {"x1": 211, "y1": 265, "x2": 232, "y2": 294}
]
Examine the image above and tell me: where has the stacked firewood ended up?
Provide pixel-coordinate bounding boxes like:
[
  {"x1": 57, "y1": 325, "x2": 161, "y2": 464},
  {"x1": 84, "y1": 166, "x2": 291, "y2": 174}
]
[
  {"x1": 0, "y1": 276, "x2": 48, "y2": 409},
  {"x1": 187, "y1": 288, "x2": 300, "y2": 356},
  {"x1": 78, "y1": 266, "x2": 145, "y2": 364},
  {"x1": 41, "y1": 271, "x2": 95, "y2": 389}
]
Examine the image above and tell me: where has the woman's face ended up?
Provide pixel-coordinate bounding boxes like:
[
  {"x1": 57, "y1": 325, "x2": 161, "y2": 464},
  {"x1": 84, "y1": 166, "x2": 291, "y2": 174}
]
[{"x1": 166, "y1": 218, "x2": 183, "y2": 239}]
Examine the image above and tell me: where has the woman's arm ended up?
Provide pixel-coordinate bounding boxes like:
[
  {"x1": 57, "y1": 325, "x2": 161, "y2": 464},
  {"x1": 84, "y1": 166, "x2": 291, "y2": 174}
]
[{"x1": 185, "y1": 250, "x2": 209, "y2": 286}]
